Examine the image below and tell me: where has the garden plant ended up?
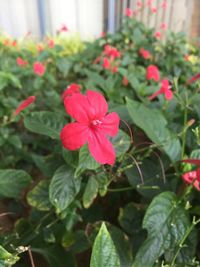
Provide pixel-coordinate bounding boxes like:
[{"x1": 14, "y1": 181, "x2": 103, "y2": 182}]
[{"x1": 0, "y1": 1, "x2": 200, "y2": 266}]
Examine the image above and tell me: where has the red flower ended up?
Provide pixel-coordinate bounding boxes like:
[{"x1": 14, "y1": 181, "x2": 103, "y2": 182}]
[
  {"x1": 16, "y1": 57, "x2": 28, "y2": 67},
  {"x1": 146, "y1": 65, "x2": 160, "y2": 82},
  {"x1": 104, "y1": 45, "x2": 121, "y2": 59},
  {"x1": 62, "y1": 83, "x2": 81, "y2": 100},
  {"x1": 101, "y1": 32, "x2": 106, "y2": 37},
  {"x1": 139, "y1": 48, "x2": 151, "y2": 59},
  {"x1": 33, "y1": 62, "x2": 46, "y2": 76},
  {"x1": 148, "y1": 79, "x2": 173, "y2": 101},
  {"x1": 111, "y1": 66, "x2": 118, "y2": 73},
  {"x1": 122, "y1": 76, "x2": 129, "y2": 86},
  {"x1": 187, "y1": 73, "x2": 200, "y2": 84},
  {"x1": 154, "y1": 31, "x2": 161, "y2": 39},
  {"x1": 182, "y1": 159, "x2": 200, "y2": 191},
  {"x1": 184, "y1": 55, "x2": 190, "y2": 61},
  {"x1": 125, "y1": 8, "x2": 133, "y2": 17},
  {"x1": 102, "y1": 57, "x2": 111, "y2": 69},
  {"x1": 14, "y1": 96, "x2": 36, "y2": 116},
  {"x1": 60, "y1": 90, "x2": 120, "y2": 165}
]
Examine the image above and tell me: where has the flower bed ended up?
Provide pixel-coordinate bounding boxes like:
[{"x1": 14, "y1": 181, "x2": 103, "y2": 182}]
[{"x1": 0, "y1": 5, "x2": 200, "y2": 267}]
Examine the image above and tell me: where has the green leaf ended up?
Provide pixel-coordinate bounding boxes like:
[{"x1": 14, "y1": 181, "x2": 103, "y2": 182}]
[
  {"x1": 56, "y1": 58, "x2": 73, "y2": 77},
  {"x1": 0, "y1": 169, "x2": 31, "y2": 199},
  {"x1": 83, "y1": 177, "x2": 98, "y2": 208},
  {"x1": 75, "y1": 145, "x2": 100, "y2": 177},
  {"x1": 27, "y1": 180, "x2": 52, "y2": 211},
  {"x1": 24, "y1": 111, "x2": 66, "y2": 139},
  {"x1": 133, "y1": 192, "x2": 191, "y2": 267},
  {"x1": 90, "y1": 223, "x2": 120, "y2": 267},
  {"x1": 62, "y1": 149, "x2": 79, "y2": 169},
  {"x1": 0, "y1": 245, "x2": 19, "y2": 266},
  {"x1": 111, "y1": 129, "x2": 131, "y2": 157},
  {"x1": 126, "y1": 98, "x2": 181, "y2": 161},
  {"x1": 49, "y1": 165, "x2": 81, "y2": 213}
]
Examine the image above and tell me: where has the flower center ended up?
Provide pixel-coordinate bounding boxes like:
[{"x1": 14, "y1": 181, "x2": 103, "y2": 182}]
[{"x1": 91, "y1": 119, "x2": 102, "y2": 127}]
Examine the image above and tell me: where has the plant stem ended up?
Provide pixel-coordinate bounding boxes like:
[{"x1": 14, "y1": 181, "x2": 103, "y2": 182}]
[
  {"x1": 170, "y1": 217, "x2": 200, "y2": 267},
  {"x1": 181, "y1": 106, "x2": 188, "y2": 159}
]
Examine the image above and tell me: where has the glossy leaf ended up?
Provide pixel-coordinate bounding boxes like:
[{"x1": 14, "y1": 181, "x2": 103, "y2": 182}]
[
  {"x1": 90, "y1": 223, "x2": 120, "y2": 267},
  {"x1": 0, "y1": 245, "x2": 19, "y2": 266},
  {"x1": 111, "y1": 129, "x2": 131, "y2": 157},
  {"x1": 49, "y1": 165, "x2": 81, "y2": 213}
]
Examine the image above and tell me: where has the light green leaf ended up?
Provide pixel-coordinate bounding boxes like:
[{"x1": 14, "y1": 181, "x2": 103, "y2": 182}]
[
  {"x1": 27, "y1": 180, "x2": 52, "y2": 211},
  {"x1": 83, "y1": 177, "x2": 98, "y2": 208},
  {"x1": 0, "y1": 169, "x2": 31, "y2": 199},
  {"x1": 49, "y1": 165, "x2": 81, "y2": 213},
  {"x1": 90, "y1": 223, "x2": 120, "y2": 267},
  {"x1": 56, "y1": 58, "x2": 72, "y2": 77},
  {"x1": 24, "y1": 111, "x2": 66, "y2": 139},
  {"x1": 0, "y1": 245, "x2": 19, "y2": 266},
  {"x1": 133, "y1": 192, "x2": 191, "y2": 267},
  {"x1": 126, "y1": 98, "x2": 181, "y2": 161}
]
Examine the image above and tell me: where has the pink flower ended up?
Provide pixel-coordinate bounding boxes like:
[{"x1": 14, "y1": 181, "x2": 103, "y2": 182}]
[
  {"x1": 136, "y1": 1, "x2": 143, "y2": 7},
  {"x1": 139, "y1": 48, "x2": 151, "y2": 59},
  {"x1": 33, "y1": 62, "x2": 46, "y2": 76},
  {"x1": 122, "y1": 76, "x2": 129, "y2": 86},
  {"x1": 60, "y1": 90, "x2": 120, "y2": 165},
  {"x1": 62, "y1": 83, "x2": 81, "y2": 100},
  {"x1": 148, "y1": 79, "x2": 173, "y2": 101},
  {"x1": 111, "y1": 66, "x2": 118, "y2": 73},
  {"x1": 154, "y1": 31, "x2": 161, "y2": 39},
  {"x1": 14, "y1": 96, "x2": 36, "y2": 116},
  {"x1": 151, "y1": 7, "x2": 157, "y2": 13},
  {"x1": 37, "y1": 44, "x2": 44, "y2": 53},
  {"x1": 59, "y1": 24, "x2": 68, "y2": 32},
  {"x1": 182, "y1": 159, "x2": 200, "y2": 191},
  {"x1": 146, "y1": 65, "x2": 160, "y2": 82},
  {"x1": 47, "y1": 39, "x2": 55, "y2": 48},
  {"x1": 146, "y1": 0, "x2": 152, "y2": 6},
  {"x1": 102, "y1": 57, "x2": 111, "y2": 69},
  {"x1": 16, "y1": 57, "x2": 28, "y2": 67},
  {"x1": 101, "y1": 32, "x2": 106, "y2": 37},
  {"x1": 161, "y1": 0, "x2": 167, "y2": 9},
  {"x1": 160, "y1": 23, "x2": 167, "y2": 30},
  {"x1": 125, "y1": 8, "x2": 133, "y2": 17}
]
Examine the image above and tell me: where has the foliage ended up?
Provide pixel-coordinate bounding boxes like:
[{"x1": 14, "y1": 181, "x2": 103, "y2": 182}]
[{"x1": 0, "y1": 7, "x2": 200, "y2": 267}]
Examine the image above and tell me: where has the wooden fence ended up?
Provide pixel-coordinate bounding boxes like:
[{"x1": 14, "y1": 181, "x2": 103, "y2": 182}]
[{"x1": 0, "y1": 0, "x2": 198, "y2": 39}]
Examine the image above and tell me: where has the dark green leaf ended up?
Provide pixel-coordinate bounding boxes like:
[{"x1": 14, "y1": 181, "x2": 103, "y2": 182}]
[
  {"x1": 0, "y1": 169, "x2": 31, "y2": 199},
  {"x1": 83, "y1": 177, "x2": 98, "y2": 208},
  {"x1": 133, "y1": 192, "x2": 191, "y2": 267},
  {"x1": 24, "y1": 111, "x2": 66, "y2": 139},
  {"x1": 126, "y1": 98, "x2": 181, "y2": 161}
]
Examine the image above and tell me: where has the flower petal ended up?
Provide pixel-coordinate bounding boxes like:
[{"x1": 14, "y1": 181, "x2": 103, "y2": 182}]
[
  {"x1": 86, "y1": 90, "x2": 108, "y2": 119},
  {"x1": 60, "y1": 122, "x2": 89, "y2": 150},
  {"x1": 64, "y1": 94, "x2": 90, "y2": 123},
  {"x1": 101, "y1": 112, "x2": 120, "y2": 137},
  {"x1": 88, "y1": 131, "x2": 115, "y2": 165}
]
